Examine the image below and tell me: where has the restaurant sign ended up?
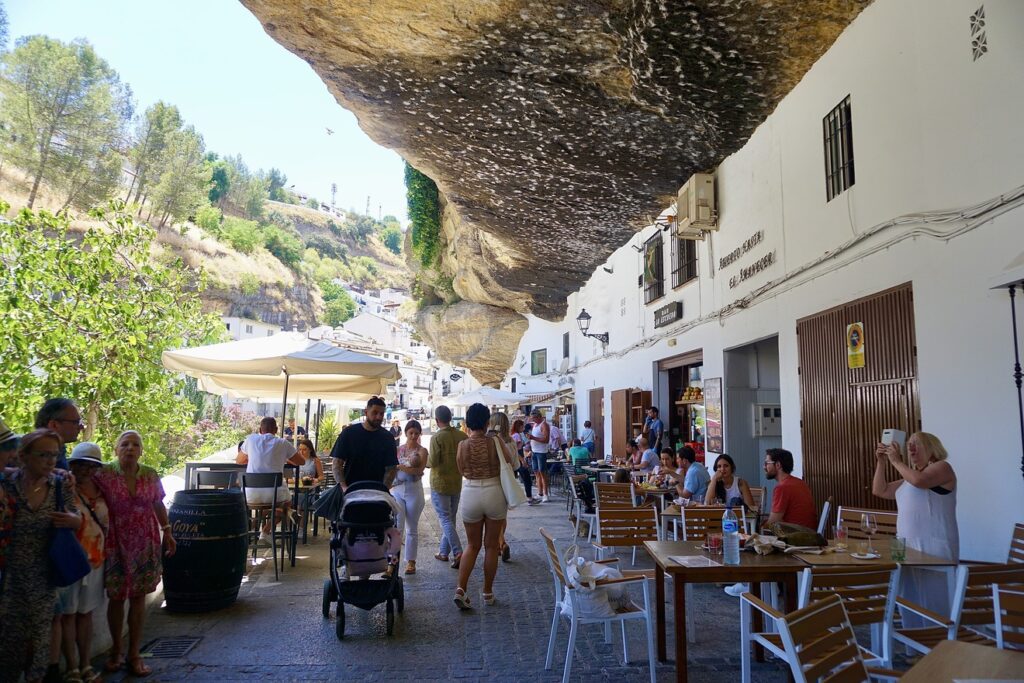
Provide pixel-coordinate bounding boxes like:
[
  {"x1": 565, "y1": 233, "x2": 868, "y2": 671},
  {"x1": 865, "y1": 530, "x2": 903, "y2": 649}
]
[
  {"x1": 654, "y1": 301, "x2": 683, "y2": 328},
  {"x1": 728, "y1": 251, "x2": 776, "y2": 289}
]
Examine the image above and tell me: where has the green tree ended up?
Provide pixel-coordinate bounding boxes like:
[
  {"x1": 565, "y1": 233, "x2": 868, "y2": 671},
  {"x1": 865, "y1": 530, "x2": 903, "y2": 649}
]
[
  {"x1": 125, "y1": 101, "x2": 182, "y2": 207},
  {"x1": 0, "y1": 36, "x2": 131, "y2": 208},
  {"x1": 194, "y1": 204, "x2": 222, "y2": 234},
  {"x1": 322, "y1": 291, "x2": 357, "y2": 327},
  {"x1": 306, "y1": 196, "x2": 320, "y2": 210},
  {"x1": 267, "y1": 167, "x2": 288, "y2": 202},
  {"x1": 380, "y1": 225, "x2": 402, "y2": 254},
  {"x1": 207, "y1": 159, "x2": 230, "y2": 206},
  {"x1": 262, "y1": 224, "x2": 303, "y2": 268},
  {"x1": 221, "y1": 216, "x2": 261, "y2": 253},
  {"x1": 0, "y1": 201, "x2": 225, "y2": 469},
  {"x1": 149, "y1": 126, "x2": 211, "y2": 229}
]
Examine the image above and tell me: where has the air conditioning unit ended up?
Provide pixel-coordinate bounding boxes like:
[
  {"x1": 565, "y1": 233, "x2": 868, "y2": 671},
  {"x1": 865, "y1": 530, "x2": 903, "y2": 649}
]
[{"x1": 677, "y1": 173, "x2": 717, "y2": 240}]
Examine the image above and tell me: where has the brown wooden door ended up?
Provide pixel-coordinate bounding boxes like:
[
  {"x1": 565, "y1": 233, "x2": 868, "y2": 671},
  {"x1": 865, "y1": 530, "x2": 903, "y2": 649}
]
[
  {"x1": 611, "y1": 389, "x2": 629, "y2": 460},
  {"x1": 589, "y1": 388, "x2": 605, "y2": 459},
  {"x1": 797, "y1": 283, "x2": 919, "y2": 511}
]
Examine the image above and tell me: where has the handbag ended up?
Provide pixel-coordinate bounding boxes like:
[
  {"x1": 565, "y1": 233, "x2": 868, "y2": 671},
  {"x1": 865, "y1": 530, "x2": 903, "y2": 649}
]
[
  {"x1": 559, "y1": 543, "x2": 628, "y2": 618},
  {"x1": 49, "y1": 475, "x2": 91, "y2": 587},
  {"x1": 493, "y1": 437, "x2": 528, "y2": 509}
]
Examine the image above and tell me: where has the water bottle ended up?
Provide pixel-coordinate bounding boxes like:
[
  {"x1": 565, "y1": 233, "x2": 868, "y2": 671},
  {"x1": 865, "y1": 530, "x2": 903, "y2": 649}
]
[{"x1": 723, "y1": 506, "x2": 740, "y2": 565}]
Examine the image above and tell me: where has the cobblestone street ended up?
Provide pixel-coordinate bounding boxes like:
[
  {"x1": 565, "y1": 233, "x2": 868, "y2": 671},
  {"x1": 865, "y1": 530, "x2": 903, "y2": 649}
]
[{"x1": 100, "y1": 480, "x2": 790, "y2": 682}]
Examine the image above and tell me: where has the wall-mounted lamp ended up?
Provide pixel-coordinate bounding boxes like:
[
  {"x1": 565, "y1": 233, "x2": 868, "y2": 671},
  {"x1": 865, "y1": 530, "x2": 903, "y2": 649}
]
[{"x1": 576, "y1": 308, "x2": 609, "y2": 345}]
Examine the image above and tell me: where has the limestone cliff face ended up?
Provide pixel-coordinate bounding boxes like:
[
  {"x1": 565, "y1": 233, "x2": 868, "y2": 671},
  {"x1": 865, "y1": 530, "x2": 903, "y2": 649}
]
[{"x1": 241, "y1": 0, "x2": 870, "y2": 377}]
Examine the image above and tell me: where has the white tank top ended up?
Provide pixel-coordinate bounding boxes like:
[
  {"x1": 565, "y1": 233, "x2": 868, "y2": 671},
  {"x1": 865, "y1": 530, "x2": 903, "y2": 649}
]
[{"x1": 531, "y1": 422, "x2": 549, "y2": 453}]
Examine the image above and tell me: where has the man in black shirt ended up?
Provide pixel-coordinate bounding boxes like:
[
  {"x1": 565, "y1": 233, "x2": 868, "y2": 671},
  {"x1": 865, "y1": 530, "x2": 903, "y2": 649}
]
[{"x1": 330, "y1": 396, "x2": 398, "y2": 488}]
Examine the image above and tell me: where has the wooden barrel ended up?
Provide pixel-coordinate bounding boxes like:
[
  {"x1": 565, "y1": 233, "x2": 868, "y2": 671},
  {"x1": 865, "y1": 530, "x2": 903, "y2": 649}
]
[{"x1": 163, "y1": 489, "x2": 248, "y2": 613}]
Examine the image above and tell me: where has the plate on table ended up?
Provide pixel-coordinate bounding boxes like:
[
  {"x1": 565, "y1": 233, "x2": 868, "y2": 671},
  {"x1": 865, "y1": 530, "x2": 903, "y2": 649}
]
[{"x1": 851, "y1": 552, "x2": 880, "y2": 560}]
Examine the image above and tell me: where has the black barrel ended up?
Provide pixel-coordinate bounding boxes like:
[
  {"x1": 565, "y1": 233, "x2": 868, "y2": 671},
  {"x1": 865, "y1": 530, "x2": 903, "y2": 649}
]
[{"x1": 163, "y1": 489, "x2": 248, "y2": 613}]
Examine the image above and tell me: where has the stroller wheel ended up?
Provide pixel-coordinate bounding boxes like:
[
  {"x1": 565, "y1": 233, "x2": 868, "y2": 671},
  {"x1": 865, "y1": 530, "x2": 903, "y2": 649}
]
[
  {"x1": 395, "y1": 578, "x2": 404, "y2": 614},
  {"x1": 386, "y1": 598, "x2": 395, "y2": 636},
  {"x1": 335, "y1": 605, "x2": 345, "y2": 640},
  {"x1": 322, "y1": 579, "x2": 334, "y2": 618}
]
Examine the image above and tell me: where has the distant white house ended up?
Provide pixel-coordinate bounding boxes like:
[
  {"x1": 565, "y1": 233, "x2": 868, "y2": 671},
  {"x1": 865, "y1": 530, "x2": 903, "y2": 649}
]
[{"x1": 221, "y1": 316, "x2": 281, "y2": 341}]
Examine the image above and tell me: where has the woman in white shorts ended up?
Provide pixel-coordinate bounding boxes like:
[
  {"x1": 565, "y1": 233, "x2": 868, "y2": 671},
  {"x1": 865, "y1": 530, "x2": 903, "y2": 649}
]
[{"x1": 453, "y1": 403, "x2": 516, "y2": 610}]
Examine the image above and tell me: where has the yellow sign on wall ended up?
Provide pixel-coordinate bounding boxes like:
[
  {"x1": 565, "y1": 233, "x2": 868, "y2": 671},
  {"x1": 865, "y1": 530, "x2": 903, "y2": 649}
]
[{"x1": 847, "y1": 322, "x2": 865, "y2": 369}]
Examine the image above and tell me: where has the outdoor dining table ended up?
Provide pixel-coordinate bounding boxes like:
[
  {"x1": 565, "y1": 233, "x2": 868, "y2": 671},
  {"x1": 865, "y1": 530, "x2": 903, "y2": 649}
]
[
  {"x1": 183, "y1": 460, "x2": 246, "y2": 489},
  {"x1": 580, "y1": 465, "x2": 618, "y2": 482},
  {"x1": 645, "y1": 537, "x2": 960, "y2": 682},
  {"x1": 898, "y1": 639, "x2": 1024, "y2": 682}
]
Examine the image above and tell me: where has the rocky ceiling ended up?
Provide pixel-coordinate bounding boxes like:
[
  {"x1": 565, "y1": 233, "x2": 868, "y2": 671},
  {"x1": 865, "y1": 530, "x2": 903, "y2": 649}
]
[{"x1": 241, "y1": 0, "x2": 871, "y2": 383}]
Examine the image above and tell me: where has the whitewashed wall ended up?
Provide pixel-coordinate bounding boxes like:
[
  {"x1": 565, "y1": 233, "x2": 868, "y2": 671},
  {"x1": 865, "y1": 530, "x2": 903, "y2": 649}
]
[{"x1": 503, "y1": 0, "x2": 1024, "y2": 561}]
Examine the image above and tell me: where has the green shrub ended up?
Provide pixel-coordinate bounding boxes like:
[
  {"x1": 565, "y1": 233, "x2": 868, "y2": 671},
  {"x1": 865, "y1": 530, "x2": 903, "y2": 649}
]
[
  {"x1": 405, "y1": 162, "x2": 441, "y2": 267},
  {"x1": 305, "y1": 234, "x2": 347, "y2": 260},
  {"x1": 380, "y1": 225, "x2": 402, "y2": 254},
  {"x1": 306, "y1": 197, "x2": 320, "y2": 210},
  {"x1": 262, "y1": 225, "x2": 303, "y2": 268},
  {"x1": 323, "y1": 292, "x2": 357, "y2": 326},
  {"x1": 239, "y1": 273, "x2": 260, "y2": 296},
  {"x1": 195, "y1": 204, "x2": 222, "y2": 234},
  {"x1": 221, "y1": 216, "x2": 261, "y2": 254}
]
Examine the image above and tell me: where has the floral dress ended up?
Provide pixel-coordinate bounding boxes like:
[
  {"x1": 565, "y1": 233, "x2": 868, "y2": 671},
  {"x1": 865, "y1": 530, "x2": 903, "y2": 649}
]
[
  {"x1": 94, "y1": 463, "x2": 164, "y2": 599},
  {"x1": 0, "y1": 472, "x2": 76, "y2": 682}
]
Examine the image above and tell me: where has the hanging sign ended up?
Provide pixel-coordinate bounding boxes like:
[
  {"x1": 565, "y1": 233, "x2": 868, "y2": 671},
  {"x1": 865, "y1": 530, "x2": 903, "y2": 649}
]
[
  {"x1": 846, "y1": 322, "x2": 865, "y2": 369},
  {"x1": 654, "y1": 301, "x2": 683, "y2": 328}
]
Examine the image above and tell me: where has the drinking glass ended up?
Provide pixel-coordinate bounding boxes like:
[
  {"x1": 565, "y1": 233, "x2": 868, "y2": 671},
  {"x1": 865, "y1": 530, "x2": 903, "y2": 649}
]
[
  {"x1": 707, "y1": 533, "x2": 723, "y2": 556},
  {"x1": 833, "y1": 524, "x2": 848, "y2": 550},
  {"x1": 860, "y1": 513, "x2": 878, "y2": 555},
  {"x1": 890, "y1": 536, "x2": 907, "y2": 562}
]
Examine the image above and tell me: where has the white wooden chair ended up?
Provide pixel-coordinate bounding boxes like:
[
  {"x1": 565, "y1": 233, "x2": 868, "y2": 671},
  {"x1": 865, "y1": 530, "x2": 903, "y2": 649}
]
[
  {"x1": 568, "y1": 475, "x2": 596, "y2": 544},
  {"x1": 593, "y1": 507, "x2": 661, "y2": 567},
  {"x1": 540, "y1": 528, "x2": 656, "y2": 683},
  {"x1": 740, "y1": 564, "x2": 901, "y2": 682},
  {"x1": 817, "y1": 496, "x2": 833, "y2": 536},
  {"x1": 993, "y1": 585, "x2": 1024, "y2": 651}
]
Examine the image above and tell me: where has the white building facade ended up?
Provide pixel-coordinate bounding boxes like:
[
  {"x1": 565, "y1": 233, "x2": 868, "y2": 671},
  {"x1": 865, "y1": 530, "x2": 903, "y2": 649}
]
[{"x1": 502, "y1": 0, "x2": 1024, "y2": 561}]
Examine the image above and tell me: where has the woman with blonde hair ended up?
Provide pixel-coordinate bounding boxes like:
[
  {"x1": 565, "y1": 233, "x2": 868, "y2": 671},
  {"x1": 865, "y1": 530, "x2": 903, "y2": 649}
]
[
  {"x1": 871, "y1": 431, "x2": 958, "y2": 626},
  {"x1": 486, "y1": 412, "x2": 516, "y2": 562},
  {"x1": 94, "y1": 430, "x2": 175, "y2": 677}
]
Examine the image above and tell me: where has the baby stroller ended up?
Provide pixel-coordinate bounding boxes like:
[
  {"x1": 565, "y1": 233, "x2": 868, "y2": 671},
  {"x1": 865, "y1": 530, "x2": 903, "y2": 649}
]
[{"x1": 321, "y1": 481, "x2": 404, "y2": 639}]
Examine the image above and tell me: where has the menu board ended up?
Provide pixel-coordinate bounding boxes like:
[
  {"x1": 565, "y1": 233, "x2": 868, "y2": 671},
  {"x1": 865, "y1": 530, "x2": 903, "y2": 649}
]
[{"x1": 703, "y1": 377, "x2": 723, "y2": 454}]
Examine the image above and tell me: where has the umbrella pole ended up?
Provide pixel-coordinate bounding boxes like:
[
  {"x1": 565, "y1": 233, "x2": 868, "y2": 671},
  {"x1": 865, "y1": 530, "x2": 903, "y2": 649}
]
[
  {"x1": 313, "y1": 399, "x2": 322, "y2": 452},
  {"x1": 303, "y1": 398, "x2": 311, "y2": 438},
  {"x1": 280, "y1": 369, "x2": 290, "y2": 429}
]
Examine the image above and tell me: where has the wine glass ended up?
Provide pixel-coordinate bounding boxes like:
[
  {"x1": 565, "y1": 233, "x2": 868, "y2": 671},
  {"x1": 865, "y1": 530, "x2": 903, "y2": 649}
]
[{"x1": 860, "y1": 513, "x2": 878, "y2": 555}]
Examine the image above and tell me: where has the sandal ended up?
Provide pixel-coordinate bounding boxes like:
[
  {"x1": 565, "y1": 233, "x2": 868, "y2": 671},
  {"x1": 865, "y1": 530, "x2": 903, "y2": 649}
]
[
  {"x1": 434, "y1": 553, "x2": 449, "y2": 562},
  {"x1": 128, "y1": 656, "x2": 151, "y2": 677},
  {"x1": 104, "y1": 654, "x2": 125, "y2": 673},
  {"x1": 404, "y1": 560, "x2": 416, "y2": 575},
  {"x1": 501, "y1": 544, "x2": 511, "y2": 562},
  {"x1": 453, "y1": 587, "x2": 471, "y2": 610},
  {"x1": 64, "y1": 668, "x2": 84, "y2": 683},
  {"x1": 482, "y1": 592, "x2": 496, "y2": 606},
  {"x1": 80, "y1": 667, "x2": 101, "y2": 683},
  {"x1": 450, "y1": 551, "x2": 463, "y2": 569}
]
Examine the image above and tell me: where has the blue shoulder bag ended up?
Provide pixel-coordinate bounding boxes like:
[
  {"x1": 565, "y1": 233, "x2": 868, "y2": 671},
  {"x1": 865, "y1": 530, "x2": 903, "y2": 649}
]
[{"x1": 49, "y1": 475, "x2": 91, "y2": 587}]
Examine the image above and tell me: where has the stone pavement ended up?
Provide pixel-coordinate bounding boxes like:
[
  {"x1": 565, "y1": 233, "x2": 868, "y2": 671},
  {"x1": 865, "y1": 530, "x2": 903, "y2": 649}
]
[{"x1": 99, "y1": 479, "x2": 790, "y2": 682}]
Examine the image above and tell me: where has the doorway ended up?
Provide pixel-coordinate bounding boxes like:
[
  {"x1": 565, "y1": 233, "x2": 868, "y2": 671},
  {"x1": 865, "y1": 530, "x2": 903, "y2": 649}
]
[
  {"x1": 724, "y1": 337, "x2": 782, "y2": 494},
  {"x1": 589, "y1": 388, "x2": 605, "y2": 459}
]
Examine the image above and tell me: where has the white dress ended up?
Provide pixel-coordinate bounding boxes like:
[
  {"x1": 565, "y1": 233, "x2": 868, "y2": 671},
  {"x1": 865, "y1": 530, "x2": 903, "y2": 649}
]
[{"x1": 895, "y1": 480, "x2": 959, "y2": 627}]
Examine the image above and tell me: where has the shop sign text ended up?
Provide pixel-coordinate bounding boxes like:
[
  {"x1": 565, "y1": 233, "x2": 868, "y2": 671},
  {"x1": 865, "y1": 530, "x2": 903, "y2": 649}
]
[
  {"x1": 719, "y1": 230, "x2": 764, "y2": 271},
  {"x1": 728, "y1": 251, "x2": 776, "y2": 289}
]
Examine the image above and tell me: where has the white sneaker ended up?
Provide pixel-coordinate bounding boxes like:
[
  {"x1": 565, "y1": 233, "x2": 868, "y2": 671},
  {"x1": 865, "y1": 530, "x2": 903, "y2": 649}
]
[
  {"x1": 541, "y1": 495, "x2": 549, "y2": 503},
  {"x1": 724, "y1": 582, "x2": 748, "y2": 597}
]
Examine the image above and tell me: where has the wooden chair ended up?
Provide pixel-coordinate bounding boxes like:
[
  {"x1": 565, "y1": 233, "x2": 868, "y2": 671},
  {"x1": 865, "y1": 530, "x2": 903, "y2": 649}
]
[
  {"x1": 741, "y1": 564, "x2": 901, "y2": 682},
  {"x1": 568, "y1": 475, "x2": 596, "y2": 544},
  {"x1": 747, "y1": 487, "x2": 765, "y2": 534},
  {"x1": 593, "y1": 507, "x2": 661, "y2": 567},
  {"x1": 836, "y1": 506, "x2": 897, "y2": 541},
  {"x1": 774, "y1": 594, "x2": 902, "y2": 682},
  {"x1": 993, "y1": 585, "x2": 1024, "y2": 651},
  {"x1": 195, "y1": 470, "x2": 238, "y2": 489},
  {"x1": 1008, "y1": 522, "x2": 1024, "y2": 563},
  {"x1": 670, "y1": 505, "x2": 728, "y2": 542},
  {"x1": 894, "y1": 563, "x2": 1024, "y2": 654},
  {"x1": 539, "y1": 528, "x2": 656, "y2": 683},
  {"x1": 241, "y1": 472, "x2": 292, "y2": 581},
  {"x1": 596, "y1": 482, "x2": 635, "y2": 509}
]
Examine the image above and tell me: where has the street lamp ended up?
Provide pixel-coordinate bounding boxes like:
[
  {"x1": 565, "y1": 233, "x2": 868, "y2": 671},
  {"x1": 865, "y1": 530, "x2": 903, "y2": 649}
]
[{"x1": 576, "y1": 308, "x2": 609, "y2": 345}]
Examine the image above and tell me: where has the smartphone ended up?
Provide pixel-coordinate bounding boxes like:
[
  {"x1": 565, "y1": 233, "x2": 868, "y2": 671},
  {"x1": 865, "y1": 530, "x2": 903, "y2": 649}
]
[{"x1": 881, "y1": 429, "x2": 906, "y2": 452}]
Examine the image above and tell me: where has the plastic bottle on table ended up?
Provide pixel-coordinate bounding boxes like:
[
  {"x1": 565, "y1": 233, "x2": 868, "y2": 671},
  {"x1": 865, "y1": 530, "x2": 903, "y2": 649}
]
[{"x1": 723, "y1": 506, "x2": 740, "y2": 565}]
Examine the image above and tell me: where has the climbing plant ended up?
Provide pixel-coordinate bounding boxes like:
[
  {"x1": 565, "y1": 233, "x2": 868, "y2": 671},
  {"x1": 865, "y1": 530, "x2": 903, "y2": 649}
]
[{"x1": 404, "y1": 162, "x2": 441, "y2": 268}]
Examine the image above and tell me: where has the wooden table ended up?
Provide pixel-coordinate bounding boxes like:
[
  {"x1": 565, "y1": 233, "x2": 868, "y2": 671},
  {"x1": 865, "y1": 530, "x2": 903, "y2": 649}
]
[
  {"x1": 899, "y1": 639, "x2": 1024, "y2": 682},
  {"x1": 580, "y1": 465, "x2": 618, "y2": 482},
  {"x1": 183, "y1": 460, "x2": 246, "y2": 489},
  {"x1": 644, "y1": 540, "x2": 805, "y2": 682},
  {"x1": 793, "y1": 539, "x2": 957, "y2": 567}
]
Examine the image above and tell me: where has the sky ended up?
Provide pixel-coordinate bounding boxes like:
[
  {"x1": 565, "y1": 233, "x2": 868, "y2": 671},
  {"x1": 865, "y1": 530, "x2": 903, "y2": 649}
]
[{"x1": 5, "y1": 0, "x2": 408, "y2": 222}]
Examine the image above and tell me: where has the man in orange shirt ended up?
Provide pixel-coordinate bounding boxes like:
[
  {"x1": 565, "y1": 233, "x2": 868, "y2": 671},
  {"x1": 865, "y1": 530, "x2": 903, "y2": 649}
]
[{"x1": 764, "y1": 448, "x2": 817, "y2": 529}]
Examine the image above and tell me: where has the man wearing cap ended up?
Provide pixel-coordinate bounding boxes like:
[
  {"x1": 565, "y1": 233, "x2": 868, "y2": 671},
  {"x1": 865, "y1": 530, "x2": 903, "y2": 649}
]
[{"x1": 35, "y1": 398, "x2": 84, "y2": 471}]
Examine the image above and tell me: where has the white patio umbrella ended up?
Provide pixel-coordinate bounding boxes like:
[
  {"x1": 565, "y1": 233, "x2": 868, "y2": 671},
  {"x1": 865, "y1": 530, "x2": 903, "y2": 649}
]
[
  {"x1": 161, "y1": 332, "x2": 401, "y2": 405},
  {"x1": 448, "y1": 386, "x2": 524, "y2": 407}
]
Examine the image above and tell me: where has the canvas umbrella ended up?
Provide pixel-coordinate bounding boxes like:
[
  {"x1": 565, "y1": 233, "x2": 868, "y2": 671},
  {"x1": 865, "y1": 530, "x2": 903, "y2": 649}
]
[{"x1": 161, "y1": 332, "x2": 401, "y2": 406}]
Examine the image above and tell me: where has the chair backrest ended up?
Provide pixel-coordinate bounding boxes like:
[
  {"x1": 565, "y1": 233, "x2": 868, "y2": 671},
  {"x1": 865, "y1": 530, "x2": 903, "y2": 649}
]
[
  {"x1": 817, "y1": 496, "x2": 833, "y2": 536},
  {"x1": 539, "y1": 527, "x2": 568, "y2": 594},
  {"x1": 596, "y1": 482, "x2": 634, "y2": 509},
  {"x1": 993, "y1": 585, "x2": 1024, "y2": 651},
  {"x1": 836, "y1": 506, "x2": 897, "y2": 540},
  {"x1": 595, "y1": 507, "x2": 661, "y2": 548},
  {"x1": 800, "y1": 564, "x2": 900, "y2": 629},
  {"x1": 778, "y1": 593, "x2": 871, "y2": 683},
  {"x1": 749, "y1": 487, "x2": 766, "y2": 515},
  {"x1": 952, "y1": 563, "x2": 1024, "y2": 631},
  {"x1": 1008, "y1": 522, "x2": 1024, "y2": 564},
  {"x1": 241, "y1": 472, "x2": 283, "y2": 506},
  {"x1": 322, "y1": 458, "x2": 336, "y2": 487},
  {"x1": 680, "y1": 506, "x2": 726, "y2": 542},
  {"x1": 196, "y1": 470, "x2": 238, "y2": 489}
]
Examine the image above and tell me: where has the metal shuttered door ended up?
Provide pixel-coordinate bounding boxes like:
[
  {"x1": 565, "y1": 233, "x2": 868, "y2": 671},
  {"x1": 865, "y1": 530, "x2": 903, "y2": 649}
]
[{"x1": 797, "y1": 283, "x2": 919, "y2": 512}]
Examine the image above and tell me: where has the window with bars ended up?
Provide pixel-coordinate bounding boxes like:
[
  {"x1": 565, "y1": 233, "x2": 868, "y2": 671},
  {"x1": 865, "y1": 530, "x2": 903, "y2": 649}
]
[
  {"x1": 671, "y1": 237, "x2": 698, "y2": 288},
  {"x1": 823, "y1": 96, "x2": 855, "y2": 201},
  {"x1": 643, "y1": 233, "x2": 665, "y2": 304}
]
